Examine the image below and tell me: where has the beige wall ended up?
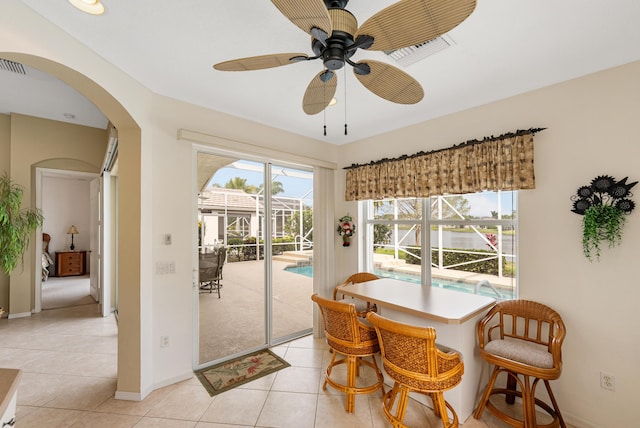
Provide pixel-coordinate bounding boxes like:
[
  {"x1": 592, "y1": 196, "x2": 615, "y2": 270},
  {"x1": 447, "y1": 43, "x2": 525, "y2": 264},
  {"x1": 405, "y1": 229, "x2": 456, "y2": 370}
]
[
  {"x1": 337, "y1": 60, "x2": 640, "y2": 427},
  {"x1": 3, "y1": 0, "x2": 639, "y2": 425},
  {"x1": 0, "y1": 114, "x2": 10, "y2": 312},
  {"x1": 2, "y1": 114, "x2": 106, "y2": 315}
]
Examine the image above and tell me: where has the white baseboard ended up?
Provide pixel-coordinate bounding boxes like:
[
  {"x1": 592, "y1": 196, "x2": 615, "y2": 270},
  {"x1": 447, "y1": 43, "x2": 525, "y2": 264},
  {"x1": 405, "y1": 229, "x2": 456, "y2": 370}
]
[
  {"x1": 114, "y1": 372, "x2": 192, "y2": 402},
  {"x1": 114, "y1": 391, "x2": 142, "y2": 401},
  {"x1": 8, "y1": 312, "x2": 31, "y2": 319},
  {"x1": 563, "y1": 411, "x2": 596, "y2": 428},
  {"x1": 153, "y1": 371, "x2": 194, "y2": 390}
]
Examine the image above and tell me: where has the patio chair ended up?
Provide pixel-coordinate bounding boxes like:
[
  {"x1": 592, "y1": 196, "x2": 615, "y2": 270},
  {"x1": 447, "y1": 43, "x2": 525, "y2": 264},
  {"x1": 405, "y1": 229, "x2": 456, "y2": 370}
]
[
  {"x1": 311, "y1": 293, "x2": 384, "y2": 413},
  {"x1": 333, "y1": 272, "x2": 379, "y2": 317},
  {"x1": 474, "y1": 300, "x2": 566, "y2": 428},
  {"x1": 367, "y1": 311, "x2": 464, "y2": 428},
  {"x1": 199, "y1": 246, "x2": 227, "y2": 298}
]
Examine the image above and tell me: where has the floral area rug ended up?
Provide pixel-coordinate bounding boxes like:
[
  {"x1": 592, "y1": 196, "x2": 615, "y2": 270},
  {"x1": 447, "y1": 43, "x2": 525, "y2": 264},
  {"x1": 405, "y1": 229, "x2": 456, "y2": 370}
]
[{"x1": 195, "y1": 349, "x2": 290, "y2": 396}]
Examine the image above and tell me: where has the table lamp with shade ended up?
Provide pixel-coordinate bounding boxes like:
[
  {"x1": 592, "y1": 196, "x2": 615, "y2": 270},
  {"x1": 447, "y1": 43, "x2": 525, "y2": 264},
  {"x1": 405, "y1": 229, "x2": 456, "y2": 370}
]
[{"x1": 67, "y1": 225, "x2": 79, "y2": 250}]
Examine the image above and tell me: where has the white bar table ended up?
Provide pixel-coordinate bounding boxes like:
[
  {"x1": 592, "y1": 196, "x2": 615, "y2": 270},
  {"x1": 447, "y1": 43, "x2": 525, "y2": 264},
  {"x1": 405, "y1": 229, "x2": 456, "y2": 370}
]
[{"x1": 338, "y1": 278, "x2": 496, "y2": 423}]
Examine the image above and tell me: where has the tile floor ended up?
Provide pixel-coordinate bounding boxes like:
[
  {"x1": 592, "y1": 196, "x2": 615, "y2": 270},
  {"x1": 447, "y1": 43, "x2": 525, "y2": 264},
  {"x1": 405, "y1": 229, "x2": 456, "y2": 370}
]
[{"x1": 1, "y1": 303, "x2": 546, "y2": 427}]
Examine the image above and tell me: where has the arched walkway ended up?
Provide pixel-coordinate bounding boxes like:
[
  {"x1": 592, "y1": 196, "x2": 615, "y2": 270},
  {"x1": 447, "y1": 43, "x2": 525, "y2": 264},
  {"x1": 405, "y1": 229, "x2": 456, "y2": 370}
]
[{"x1": 0, "y1": 52, "x2": 144, "y2": 398}]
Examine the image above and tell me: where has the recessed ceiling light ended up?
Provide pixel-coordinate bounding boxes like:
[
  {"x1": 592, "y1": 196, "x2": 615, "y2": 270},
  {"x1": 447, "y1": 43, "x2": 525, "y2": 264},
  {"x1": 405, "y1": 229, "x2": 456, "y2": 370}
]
[{"x1": 68, "y1": 0, "x2": 105, "y2": 15}]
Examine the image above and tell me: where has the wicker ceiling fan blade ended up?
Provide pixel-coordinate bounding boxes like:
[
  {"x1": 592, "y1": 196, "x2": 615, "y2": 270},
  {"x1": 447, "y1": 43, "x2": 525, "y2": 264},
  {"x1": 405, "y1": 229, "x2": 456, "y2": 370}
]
[
  {"x1": 353, "y1": 60, "x2": 423, "y2": 104},
  {"x1": 271, "y1": 0, "x2": 332, "y2": 38},
  {"x1": 302, "y1": 70, "x2": 337, "y2": 115},
  {"x1": 355, "y1": 0, "x2": 476, "y2": 51},
  {"x1": 213, "y1": 53, "x2": 309, "y2": 71}
]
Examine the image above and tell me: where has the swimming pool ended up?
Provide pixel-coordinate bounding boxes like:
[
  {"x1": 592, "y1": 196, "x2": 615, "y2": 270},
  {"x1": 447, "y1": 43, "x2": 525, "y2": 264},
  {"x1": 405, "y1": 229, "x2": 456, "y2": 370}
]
[{"x1": 283, "y1": 264, "x2": 508, "y2": 298}]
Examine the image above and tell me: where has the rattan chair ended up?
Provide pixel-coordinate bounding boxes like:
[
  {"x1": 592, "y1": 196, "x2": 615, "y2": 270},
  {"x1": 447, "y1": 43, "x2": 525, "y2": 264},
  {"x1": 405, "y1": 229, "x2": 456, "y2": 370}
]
[
  {"x1": 366, "y1": 312, "x2": 464, "y2": 428},
  {"x1": 474, "y1": 300, "x2": 566, "y2": 428},
  {"x1": 333, "y1": 272, "x2": 379, "y2": 317},
  {"x1": 311, "y1": 293, "x2": 384, "y2": 413}
]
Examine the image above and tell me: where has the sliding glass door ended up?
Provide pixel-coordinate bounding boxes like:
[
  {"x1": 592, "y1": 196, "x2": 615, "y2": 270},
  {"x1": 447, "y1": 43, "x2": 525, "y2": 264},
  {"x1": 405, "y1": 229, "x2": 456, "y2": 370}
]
[
  {"x1": 196, "y1": 153, "x2": 313, "y2": 367},
  {"x1": 270, "y1": 164, "x2": 313, "y2": 342}
]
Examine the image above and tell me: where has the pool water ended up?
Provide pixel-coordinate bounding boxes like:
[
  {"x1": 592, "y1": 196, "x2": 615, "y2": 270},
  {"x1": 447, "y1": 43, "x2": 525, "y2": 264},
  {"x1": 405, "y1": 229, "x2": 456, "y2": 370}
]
[{"x1": 283, "y1": 264, "x2": 505, "y2": 297}]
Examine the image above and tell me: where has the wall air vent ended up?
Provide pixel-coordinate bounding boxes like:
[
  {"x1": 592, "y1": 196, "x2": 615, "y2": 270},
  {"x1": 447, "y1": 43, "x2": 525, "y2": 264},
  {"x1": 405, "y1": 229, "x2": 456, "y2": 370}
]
[
  {"x1": 0, "y1": 59, "x2": 27, "y2": 75},
  {"x1": 384, "y1": 35, "x2": 454, "y2": 67}
]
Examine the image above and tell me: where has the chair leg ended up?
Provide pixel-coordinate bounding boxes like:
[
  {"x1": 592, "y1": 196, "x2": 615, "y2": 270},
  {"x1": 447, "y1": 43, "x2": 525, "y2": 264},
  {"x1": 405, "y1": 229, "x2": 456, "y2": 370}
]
[
  {"x1": 433, "y1": 392, "x2": 459, "y2": 428},
  {"x1": 477, "y1": 369, "x2": 563, "y2": 428},
  {"x1": 386, "y1": 382, "x2": 400, "y2": 412},
  {"x1": 323, "y1": 351, "x2": 337, "y2": 391},
  {"x1": 324, "y1": 351, "x2": 383, "y2": 413},
  {"x1": 345, "y1": 355, "x2": 357, "y2": 412},
  {"x1": 429, "y1": 393, "x2": 442, "y2": 417},
  {"x1": 544, "y1": 380, "x2": 566, "y2": 428},
  {"x1": 391, "y1": 384, "x2": 410, "y2": 427},
  {"x1": 522, "y1": 375, "x2": 536, "y2": 427},
  {"x1": 506, "y1": 371, "x2": 517, "y2": 404},
  {"x1": 474, "y1": 365, "x2": 500, "y2": 420}
]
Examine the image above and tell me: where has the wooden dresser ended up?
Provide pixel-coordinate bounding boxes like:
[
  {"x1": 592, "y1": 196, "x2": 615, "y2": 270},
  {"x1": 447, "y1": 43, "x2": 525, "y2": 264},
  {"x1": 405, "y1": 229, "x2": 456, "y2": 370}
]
[{"x1": 55, "y1": 251, "x2": 86, "y2": 277}]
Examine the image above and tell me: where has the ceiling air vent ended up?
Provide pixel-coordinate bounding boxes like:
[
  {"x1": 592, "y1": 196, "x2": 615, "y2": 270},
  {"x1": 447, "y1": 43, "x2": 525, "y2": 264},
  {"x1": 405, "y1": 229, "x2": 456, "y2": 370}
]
[
  {"x1": 0, "y1": 59, "x2": 27, "y2": 75},
  {"x1": 384, "y1": 35, "x2": 454, "y2": 67}
]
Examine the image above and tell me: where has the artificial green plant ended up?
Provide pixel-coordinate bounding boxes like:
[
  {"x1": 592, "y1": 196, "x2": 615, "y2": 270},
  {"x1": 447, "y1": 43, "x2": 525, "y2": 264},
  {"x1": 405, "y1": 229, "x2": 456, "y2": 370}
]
[{"x1": 0, "y1": 173, "x2": 44, "y2": 274}]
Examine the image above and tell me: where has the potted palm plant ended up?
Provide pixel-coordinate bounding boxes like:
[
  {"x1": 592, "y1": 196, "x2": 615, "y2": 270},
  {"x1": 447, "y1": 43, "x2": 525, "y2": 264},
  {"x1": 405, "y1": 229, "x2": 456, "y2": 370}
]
[
  {"x1": 571, "y1": 175, "x2": 636, "y2": 261},
  {"x1": 0, "y1": 173, "x2": 44, "y2": 278}
]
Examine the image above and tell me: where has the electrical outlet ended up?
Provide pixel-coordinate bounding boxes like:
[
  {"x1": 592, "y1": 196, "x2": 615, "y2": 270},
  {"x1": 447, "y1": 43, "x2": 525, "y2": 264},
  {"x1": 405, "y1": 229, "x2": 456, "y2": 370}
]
[
  {"x1": 600, "y1": 371, "x2": 615, "y2": 391},
  {"x1": 161, "y1": 336, "x2": 169, "y2": 348}
]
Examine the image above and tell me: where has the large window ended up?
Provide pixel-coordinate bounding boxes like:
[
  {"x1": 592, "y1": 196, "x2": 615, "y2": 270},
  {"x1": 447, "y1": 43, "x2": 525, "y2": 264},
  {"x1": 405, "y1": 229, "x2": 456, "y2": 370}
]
[{"x1": 363, "y1": 191, "x2": 517, "y2": 299}]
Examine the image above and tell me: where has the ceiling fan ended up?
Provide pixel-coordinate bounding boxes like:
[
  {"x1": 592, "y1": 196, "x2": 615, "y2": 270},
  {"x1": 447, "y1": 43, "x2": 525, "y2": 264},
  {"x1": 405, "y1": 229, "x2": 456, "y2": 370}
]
[{"x1": 213, "y1": 0, "x2": 476, "y2": 115}]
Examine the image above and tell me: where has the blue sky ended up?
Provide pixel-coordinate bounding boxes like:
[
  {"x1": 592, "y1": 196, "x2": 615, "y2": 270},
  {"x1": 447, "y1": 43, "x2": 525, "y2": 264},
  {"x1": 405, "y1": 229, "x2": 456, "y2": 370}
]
[{"x1": 208, "y1": 161, "x2": 314, "y2": 200}]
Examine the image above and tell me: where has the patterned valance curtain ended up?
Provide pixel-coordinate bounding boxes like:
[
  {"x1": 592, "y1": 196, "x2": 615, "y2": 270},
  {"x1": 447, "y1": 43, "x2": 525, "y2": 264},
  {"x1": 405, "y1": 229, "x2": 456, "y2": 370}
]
[{"x1": 344, "y1": 128, "x2": 543, "y2": 201}]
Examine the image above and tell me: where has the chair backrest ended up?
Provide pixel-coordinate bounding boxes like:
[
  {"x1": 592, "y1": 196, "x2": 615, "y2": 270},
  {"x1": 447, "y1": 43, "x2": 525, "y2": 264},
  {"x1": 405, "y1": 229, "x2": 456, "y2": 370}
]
[
  {"x1": 43, "y1": 233, "x2": 51, "y2": 253},
  {"x1": 366, "y1": 311, "x2": 463, "y2": 389},
  {"x1": 478, "y1": 300, "x2": 565, "y2": 363},
  {"x1": 311, "y1": 293, "x2": 378, "y2": 354},
  {"x1": 333, "y1": 272, "x2": 379, "y2": 300},
  {"x1": 199, "y1": 246, "x2": 227, "y2": 281}
]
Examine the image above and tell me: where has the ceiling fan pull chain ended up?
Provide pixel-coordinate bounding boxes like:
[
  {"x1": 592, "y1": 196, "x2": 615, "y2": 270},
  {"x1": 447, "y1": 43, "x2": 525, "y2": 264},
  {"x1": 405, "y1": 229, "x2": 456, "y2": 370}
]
[
  {"x1": 324, "y1": 72, "x2": 328, "y2": 136},
  {"x1": 344, "y1": 67, "x2": 348, "y2": 135}
]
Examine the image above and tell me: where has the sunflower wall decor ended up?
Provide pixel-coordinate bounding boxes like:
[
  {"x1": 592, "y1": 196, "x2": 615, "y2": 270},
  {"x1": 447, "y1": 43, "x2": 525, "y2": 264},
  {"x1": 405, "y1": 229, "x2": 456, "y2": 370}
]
[{"x1": 571, "y1": 175, "x2": 637, "y2": 261}]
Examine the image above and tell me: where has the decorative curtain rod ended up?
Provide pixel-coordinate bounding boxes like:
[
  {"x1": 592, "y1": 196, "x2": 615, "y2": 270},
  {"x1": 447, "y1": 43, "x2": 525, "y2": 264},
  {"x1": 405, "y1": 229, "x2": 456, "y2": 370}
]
[{"x1": 343, "y1": 127, "x2": 546, "y2": 170}]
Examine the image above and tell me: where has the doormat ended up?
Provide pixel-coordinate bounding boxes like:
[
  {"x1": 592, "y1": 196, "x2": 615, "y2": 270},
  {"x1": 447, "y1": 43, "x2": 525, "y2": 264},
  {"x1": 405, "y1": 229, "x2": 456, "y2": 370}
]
[{"x1": 195, "y1": 349, "x2": 290, "y2": 396}]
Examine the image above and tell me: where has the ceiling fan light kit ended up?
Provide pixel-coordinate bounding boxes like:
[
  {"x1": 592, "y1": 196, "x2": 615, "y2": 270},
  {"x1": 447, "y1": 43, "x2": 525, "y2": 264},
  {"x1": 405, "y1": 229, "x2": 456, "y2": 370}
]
[
  {"x1": 214, "y1": 0, "x2": 476, "y2": 116},
  {"x1": 68, "y1": 0, "x2": 105, "y2": 15}
]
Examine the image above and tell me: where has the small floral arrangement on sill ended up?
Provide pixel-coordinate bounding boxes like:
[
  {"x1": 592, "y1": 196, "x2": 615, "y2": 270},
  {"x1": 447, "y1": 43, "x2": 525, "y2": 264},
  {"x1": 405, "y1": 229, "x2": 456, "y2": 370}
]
[
  {"x1": 571, "y1": 175, "x2": 636, "y2": 261},
  {"x1": 337, "y1": 215, "x2": 356, "y2": 247}
]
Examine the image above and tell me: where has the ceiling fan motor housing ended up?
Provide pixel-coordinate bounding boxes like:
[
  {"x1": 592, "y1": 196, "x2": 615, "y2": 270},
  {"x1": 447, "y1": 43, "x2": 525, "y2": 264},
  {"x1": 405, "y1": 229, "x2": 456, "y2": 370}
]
[
  {"x1": 313, "y1": 8, "x2": 358, "y2": 70},
  {"x1": 324, "y1": 0, "x2": 348, "y2": 9}
]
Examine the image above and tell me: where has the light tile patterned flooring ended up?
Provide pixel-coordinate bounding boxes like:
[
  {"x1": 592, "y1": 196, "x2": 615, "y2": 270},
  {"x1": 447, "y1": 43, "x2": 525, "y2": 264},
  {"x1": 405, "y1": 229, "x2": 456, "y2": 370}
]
[{"x1": 1, "y1": 303, "x2": 528, "y2": 427}]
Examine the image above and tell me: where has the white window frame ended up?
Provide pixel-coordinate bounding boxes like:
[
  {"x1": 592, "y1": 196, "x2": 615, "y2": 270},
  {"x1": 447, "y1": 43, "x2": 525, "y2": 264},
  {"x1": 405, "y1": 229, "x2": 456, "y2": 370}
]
[{"x1": 362, "y1": 191, "x2": 518, "y2": 299}]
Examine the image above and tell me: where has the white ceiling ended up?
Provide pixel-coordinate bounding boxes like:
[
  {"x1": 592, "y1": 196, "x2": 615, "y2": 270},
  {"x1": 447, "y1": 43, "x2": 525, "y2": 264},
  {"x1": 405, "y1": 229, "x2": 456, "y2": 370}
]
[{"x1": 4, "y1": 0, "x2": 640, "y2": 144}]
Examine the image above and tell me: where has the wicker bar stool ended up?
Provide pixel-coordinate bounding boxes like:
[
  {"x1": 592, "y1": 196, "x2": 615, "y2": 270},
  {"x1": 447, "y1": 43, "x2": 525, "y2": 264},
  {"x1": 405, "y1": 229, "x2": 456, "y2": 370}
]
[
  {"x1": 333, "y1": 272, "x2": 379, "y2": 317},
  {"x1": 474, "y1": 300, "x2": 566, "y2": 428},
  {"x1": 311, "y1": 293, "x2": 384, "y2": 413},
  {"x1": 366, "y1": 312, "x2": 465, "y2": 428}
]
